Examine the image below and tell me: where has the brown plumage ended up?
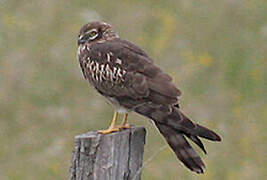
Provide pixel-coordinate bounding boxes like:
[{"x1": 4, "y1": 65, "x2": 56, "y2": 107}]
[{"x1": 77, "y1": 21, "x2": 221, "y2": 173}]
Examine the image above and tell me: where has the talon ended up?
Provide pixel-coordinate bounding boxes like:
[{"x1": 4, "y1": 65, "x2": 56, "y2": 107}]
[
  {"x1": 119, "y1": 123, "x2": 131, "y2": 129},
  {"x1": 98, "y1": 111, "x2": 120, "y2": 134},
  {"x1": 98, "y1": 126, "x2": 120, "y2": 134}
]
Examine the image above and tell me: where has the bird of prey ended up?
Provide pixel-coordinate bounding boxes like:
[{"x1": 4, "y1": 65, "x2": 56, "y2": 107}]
[{"x1": 77, "y1": 21, "x2": 221, "y2": 173}]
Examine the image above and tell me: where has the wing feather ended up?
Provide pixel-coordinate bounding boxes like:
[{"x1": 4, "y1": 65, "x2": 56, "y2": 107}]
[{"x1": 86, "y1": 39, "x2": 181, "y2": 105}]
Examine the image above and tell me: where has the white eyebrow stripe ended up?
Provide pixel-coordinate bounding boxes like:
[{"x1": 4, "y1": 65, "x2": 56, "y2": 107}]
[{"x1": 88, "y1": 28, "x2": 98, "y2": 33}]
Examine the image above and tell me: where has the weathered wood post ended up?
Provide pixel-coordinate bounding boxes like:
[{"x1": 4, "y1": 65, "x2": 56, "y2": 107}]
[{"x1": 69, "y1": 126, "x2": 146, "y2": 180}]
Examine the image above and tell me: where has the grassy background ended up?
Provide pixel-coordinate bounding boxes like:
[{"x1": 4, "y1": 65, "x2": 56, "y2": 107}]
[{"x1": 0, "y1": 0, "x2": 266, "y2": 179}]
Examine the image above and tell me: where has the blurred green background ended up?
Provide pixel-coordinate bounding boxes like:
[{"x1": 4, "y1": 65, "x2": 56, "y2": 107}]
[{"x1": 0, "y1": 0, "x2": 266, "y2": 179}]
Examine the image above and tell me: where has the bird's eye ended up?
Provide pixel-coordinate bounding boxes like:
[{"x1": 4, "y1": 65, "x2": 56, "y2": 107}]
[
  {"x1": 88, "y1": 30, "x2": 98, "y2": 40},
  {"x1": 89, "y1": 31, "x2": 97, "y2": 37}
]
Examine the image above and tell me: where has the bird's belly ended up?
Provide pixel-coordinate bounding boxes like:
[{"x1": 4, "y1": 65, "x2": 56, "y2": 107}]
[{"x1": 105, "y1": 96, "x2": 129, "y2": 114}]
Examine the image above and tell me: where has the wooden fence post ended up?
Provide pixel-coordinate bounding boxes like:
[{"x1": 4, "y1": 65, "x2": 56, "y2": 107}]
[{"x1": 69, "y1": 126, "x2": 146, "y2": 180}]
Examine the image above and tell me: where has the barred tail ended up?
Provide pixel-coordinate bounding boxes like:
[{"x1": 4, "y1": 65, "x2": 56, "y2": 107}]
[
  {"x1": 134, "y1": 103, "x2": 221, "y2": 173},
  {"x1": 154, "y1": 122, "x2": 205, "y2": 173}
]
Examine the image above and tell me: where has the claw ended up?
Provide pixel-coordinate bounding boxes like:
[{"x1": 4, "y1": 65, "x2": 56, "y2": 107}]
[
  {"x1": 118, "y1": 123, "x2": 131, "y2": 129},
  {"x1": 98, "y1": 112, "x2": 130, "y2": 134},
  {"x1": 98, "y1": 126, "x2": 120, "y2": 134}
]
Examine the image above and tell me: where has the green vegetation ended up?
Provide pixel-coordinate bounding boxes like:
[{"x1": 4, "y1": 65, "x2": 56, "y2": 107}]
[{"x1": 0, "y1": 0, "x2": 266, "y2": 179}]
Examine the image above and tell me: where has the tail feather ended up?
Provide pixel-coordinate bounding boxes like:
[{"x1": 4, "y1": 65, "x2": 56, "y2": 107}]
[
  {"x1": 180, "y1": 112, "x2": 221, "y2": 141},
  {"x1": 195, "y1": 124, "x2": 222, "y2": 141},
  {"x1": 155, "y1": 122, "x2": 205, "y2": 173},
  {"x1": 186, "y1": 135, "x2": 207, "y2": 154},
  {"x1": 134, "y1": 103, "x2": 221, "y2": 173}
]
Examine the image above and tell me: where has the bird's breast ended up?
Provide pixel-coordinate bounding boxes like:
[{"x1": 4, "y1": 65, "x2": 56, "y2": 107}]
[
  {"x1": 85, "y1": 60, "x2": 126, "y2": 84},
  {"x1": 78, "y1": 44, "x2": 127, "y2": 85}
]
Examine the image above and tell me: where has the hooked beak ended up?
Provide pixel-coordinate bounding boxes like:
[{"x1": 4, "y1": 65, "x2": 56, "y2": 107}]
[{"x1": 78, "y1": 35, "x2": 87, "y2": 45}]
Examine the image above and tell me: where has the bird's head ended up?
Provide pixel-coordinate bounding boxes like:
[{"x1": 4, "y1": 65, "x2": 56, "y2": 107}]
[{"x1": 78, "y1": 21, "x2": 119, "y2": 46}]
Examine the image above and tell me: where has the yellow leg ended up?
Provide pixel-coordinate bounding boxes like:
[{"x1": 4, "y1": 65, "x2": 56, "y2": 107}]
[
  {"x1": 119, "y1": 113, "x2": 130, "y2": 129},
  {"x1": 98, "y1": 111, "x2": 120, "y2": 134}
]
